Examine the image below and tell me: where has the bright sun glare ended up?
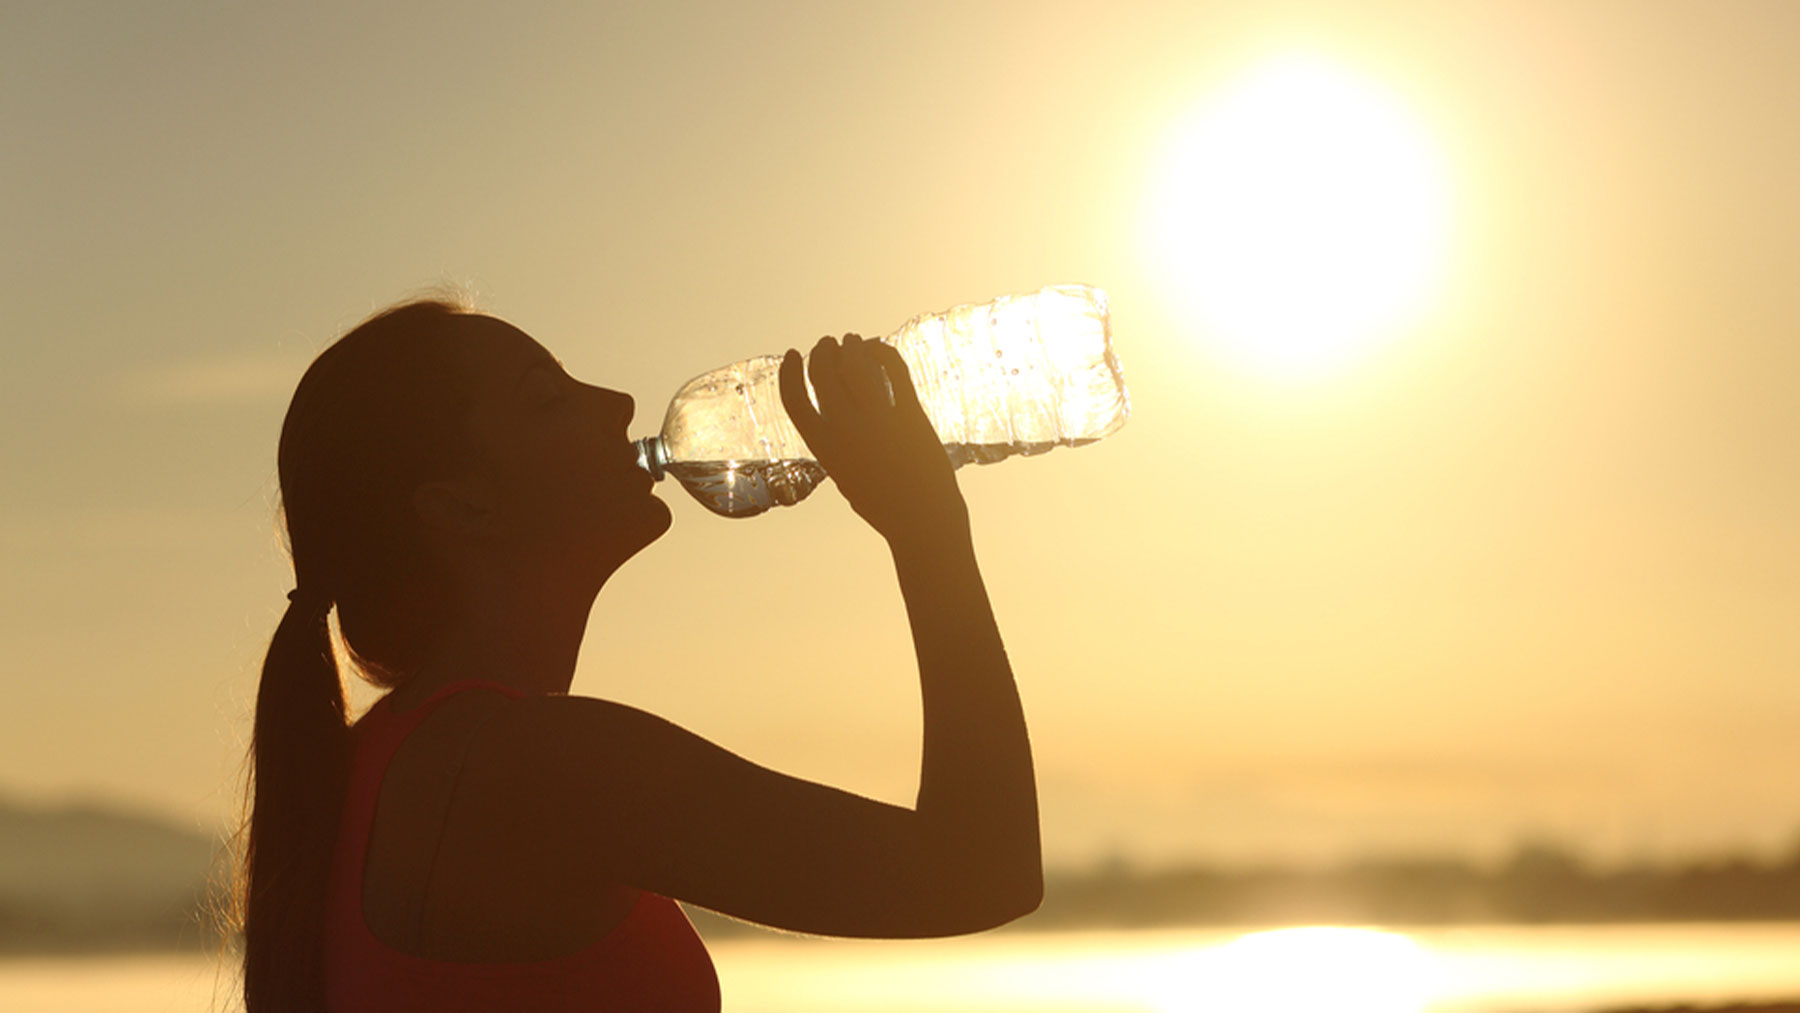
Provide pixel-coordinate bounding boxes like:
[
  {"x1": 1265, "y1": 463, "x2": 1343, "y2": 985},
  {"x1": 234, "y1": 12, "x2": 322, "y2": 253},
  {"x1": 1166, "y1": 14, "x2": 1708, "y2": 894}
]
[
  {"x1": 1146, "y1": 53, "x2": 1451, "y2": 382},
  {"x1": 1173, "y1": 926, "x2": 1437, "y2": 1013}
]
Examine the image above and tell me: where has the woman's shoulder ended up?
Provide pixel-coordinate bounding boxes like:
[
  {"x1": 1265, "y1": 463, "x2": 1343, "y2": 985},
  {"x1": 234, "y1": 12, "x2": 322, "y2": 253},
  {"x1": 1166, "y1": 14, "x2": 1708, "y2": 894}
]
[
  {"x1": 422, "y1": 690, "x2": 685, "y2": 819},
  {"x1": 447, "y1": 692, "x2": 752, "y2": 869}
]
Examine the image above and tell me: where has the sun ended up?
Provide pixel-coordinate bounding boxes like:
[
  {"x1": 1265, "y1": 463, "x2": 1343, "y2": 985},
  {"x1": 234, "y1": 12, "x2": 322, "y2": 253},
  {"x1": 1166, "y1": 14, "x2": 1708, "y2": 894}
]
[{"x1": 1145, "y1": 53, "x2": 1451, "y2": 382}]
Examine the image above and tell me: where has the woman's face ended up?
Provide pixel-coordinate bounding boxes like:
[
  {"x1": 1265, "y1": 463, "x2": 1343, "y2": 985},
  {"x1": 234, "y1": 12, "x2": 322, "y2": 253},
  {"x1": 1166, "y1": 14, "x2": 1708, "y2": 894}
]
[{"x1": 449, "y1": 315, "x2": 671, "y2": 579}]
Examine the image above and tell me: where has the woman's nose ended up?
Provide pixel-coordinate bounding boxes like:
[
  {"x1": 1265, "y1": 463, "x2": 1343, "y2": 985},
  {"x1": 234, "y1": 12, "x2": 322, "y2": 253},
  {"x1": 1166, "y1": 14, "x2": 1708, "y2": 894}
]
[{"x1": 579, "y1": 383, "x2": 634, "y2": 432}]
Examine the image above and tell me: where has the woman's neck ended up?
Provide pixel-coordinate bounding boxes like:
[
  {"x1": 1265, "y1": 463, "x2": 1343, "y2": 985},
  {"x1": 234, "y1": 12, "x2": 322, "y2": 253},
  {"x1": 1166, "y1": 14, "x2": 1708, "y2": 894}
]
[{"x1": 394, "y1": 580, "x2": 597, "y2": 708}]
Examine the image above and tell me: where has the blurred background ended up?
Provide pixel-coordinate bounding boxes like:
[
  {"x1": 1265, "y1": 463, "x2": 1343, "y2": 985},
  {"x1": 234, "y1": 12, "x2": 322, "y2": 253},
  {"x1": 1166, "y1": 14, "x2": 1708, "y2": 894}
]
[{"x1": 3, "y1": 1, "x2": 1798, "y2": 1010}]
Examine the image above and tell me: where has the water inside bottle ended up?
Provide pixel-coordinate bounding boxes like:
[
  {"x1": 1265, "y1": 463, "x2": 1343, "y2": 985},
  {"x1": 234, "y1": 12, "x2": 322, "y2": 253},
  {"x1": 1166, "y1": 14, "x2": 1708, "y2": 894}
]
[
  {"x1": 664, "y1": 459, "x2": 830, "y2": 518},
  {"x1": 662, "y1": 437, "x2": 1102, "y2": 518}
]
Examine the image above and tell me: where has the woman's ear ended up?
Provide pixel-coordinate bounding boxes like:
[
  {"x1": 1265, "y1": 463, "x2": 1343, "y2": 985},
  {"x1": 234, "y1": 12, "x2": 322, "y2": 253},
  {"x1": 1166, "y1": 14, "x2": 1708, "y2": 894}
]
[{"x1": 412, "y1": 478, "x2": 498, "y2": 537}]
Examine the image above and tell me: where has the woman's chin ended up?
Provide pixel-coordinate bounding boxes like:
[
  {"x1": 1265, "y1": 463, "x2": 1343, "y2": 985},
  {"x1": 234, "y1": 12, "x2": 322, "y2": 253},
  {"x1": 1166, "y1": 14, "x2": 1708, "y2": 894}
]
[
  {"x1": 616, "y1": 492, "x2": 673, "y2": 557},
  {"x1": 641, "y1": 494, "x2": 674, "y2": 540}
]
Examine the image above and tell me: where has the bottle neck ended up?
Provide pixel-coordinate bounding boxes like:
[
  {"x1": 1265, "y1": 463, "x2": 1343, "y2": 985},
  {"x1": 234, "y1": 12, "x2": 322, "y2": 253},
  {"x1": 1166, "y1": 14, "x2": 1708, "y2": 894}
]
[{"x1": 634, "y1": 436, "x2": 667, "y2": 480}]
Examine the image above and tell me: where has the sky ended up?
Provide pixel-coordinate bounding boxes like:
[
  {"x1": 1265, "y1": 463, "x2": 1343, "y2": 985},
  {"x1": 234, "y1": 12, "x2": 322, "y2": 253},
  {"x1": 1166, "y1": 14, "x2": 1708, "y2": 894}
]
[{"x1": 2, "y1": 0, "x2": 1797, "y2": 869}]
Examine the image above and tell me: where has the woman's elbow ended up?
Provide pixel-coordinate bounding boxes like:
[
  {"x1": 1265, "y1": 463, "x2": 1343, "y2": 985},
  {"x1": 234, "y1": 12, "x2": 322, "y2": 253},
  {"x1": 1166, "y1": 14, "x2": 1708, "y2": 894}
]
[
  {"x1": 1007, "y1": 838, "x2": 1045, "y2": 916},
  {"x1": 912, "y1": 832, "x2": 1042, "y2": 934},
  {"x1": 960, "y1": 862, "x2": 1042, "y2": 932},
  {"x1": 1004, "y1": 866, "x2": 1045, "y2": 922}
]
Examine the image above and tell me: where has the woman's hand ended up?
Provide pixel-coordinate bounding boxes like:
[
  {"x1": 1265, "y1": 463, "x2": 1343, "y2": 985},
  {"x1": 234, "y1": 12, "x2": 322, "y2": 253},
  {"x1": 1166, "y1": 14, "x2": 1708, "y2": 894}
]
[{"x1": 779, "y1": 334, "x2": 968, "y2": 550}]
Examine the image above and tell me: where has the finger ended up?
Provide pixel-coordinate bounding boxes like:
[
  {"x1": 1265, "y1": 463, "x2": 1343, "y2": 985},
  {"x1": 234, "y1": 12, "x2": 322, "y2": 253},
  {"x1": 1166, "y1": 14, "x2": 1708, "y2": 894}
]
[
  {"x1": 808, "y1": 335, "x2": 854, "y2": 422},
  {"x1": 779, "y1": 348, "x2": 824, "y2": 449},
  {"x1": 838, "y1": 333, "x2": 893, "y2": 409},
  {"x1": 871, "y1": 342, "x2": 926, "y2": 420}
]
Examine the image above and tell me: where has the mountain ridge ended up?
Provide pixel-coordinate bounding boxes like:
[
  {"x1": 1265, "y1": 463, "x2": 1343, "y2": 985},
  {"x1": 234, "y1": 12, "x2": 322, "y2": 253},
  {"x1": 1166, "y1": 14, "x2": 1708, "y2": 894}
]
[
  {"x1": 0, "y1": 794, "x2": 224, "y2": 951},
  {"x1": 7, "y1": 794, "x2": 1800, "y2": 952}
]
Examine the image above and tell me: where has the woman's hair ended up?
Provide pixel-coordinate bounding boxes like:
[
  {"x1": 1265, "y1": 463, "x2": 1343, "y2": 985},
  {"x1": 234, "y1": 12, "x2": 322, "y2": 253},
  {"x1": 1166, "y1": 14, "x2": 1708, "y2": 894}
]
[{"x1": 238, "y1": 296, "x2": 480, "y2": 1011}]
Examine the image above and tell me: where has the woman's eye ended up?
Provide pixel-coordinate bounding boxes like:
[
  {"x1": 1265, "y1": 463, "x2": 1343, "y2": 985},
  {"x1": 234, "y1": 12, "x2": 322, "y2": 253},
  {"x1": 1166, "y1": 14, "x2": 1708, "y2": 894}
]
[{"x1": 523, "y1": 372, "x2": 567, "y2": 406}]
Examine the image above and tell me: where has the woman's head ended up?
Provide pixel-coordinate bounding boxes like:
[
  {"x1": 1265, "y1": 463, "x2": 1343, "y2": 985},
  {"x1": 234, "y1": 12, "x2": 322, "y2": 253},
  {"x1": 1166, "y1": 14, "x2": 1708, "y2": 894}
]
[{"x1": 278, "y1": 300, "x2": 667, "y2": 684}]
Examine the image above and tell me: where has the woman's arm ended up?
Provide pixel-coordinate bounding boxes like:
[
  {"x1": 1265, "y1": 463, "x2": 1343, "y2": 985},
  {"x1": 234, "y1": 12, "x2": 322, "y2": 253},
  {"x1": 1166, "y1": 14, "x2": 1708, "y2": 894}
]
[
  {"x1": 459, "y1": 335, "x2": 1041, "y2": 937},
  {"x1": 888, "y1": 520, "x2": 1043, "y2": 931}
]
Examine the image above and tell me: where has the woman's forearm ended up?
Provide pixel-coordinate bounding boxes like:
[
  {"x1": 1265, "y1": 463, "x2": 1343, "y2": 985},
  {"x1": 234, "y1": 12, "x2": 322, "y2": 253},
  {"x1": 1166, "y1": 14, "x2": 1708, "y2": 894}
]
[
  {"x1": 774, "y1": 335, "x2": 1041, "y2": 927},
  {"x1": 891, "y1": 527, "x2": 1042, "y2": 918}
]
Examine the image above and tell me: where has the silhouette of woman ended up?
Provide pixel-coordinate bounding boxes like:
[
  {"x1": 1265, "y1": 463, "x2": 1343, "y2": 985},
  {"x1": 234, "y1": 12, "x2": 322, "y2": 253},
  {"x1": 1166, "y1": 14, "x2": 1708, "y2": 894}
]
[{"x1": 238, "y1": 298, "x2": 1042, "y2": 1011}]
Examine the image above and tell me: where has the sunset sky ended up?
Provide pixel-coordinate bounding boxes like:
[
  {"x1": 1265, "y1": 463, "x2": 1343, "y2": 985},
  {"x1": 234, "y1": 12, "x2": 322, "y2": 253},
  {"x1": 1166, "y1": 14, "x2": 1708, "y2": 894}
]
[{"x1": 3, "y1": 1, "x2": 1797, "y2": 869}]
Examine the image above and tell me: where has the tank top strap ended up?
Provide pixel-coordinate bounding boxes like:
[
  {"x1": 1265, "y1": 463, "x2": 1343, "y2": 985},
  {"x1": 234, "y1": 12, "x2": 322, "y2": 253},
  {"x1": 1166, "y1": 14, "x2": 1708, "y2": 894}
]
[
  {"x1": 327, "y1": 678, "x2": 722, "y2": 1009},
  {"x1": 344, "y1": 679, "x2": 531, "y2": 859},
  {"x1": 349, "y1": 679, "x2": 527, "y2": 808},
  {"x1": 336, "y1": 678, "x2": 535, "y2": 951}
]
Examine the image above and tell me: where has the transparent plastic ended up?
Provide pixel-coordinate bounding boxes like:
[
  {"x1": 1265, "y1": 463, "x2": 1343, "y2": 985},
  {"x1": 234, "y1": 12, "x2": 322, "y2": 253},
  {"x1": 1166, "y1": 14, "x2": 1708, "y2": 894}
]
[{"x1": 636, "y1": 284, "x2": 1130, "y2": 518}]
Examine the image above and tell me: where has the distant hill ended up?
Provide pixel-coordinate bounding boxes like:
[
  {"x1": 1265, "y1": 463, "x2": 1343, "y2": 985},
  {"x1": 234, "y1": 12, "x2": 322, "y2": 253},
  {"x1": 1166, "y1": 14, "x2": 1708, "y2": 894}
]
[
  {"x1": 7, "y1": 794, "x2": 1800, "y2": 953},
  {"x1": 0, "y1": 795, "x2": 223, "y2": 952},
  {"x1": 1025, "y1": 844, "x2": 1800, "y2": 930}
]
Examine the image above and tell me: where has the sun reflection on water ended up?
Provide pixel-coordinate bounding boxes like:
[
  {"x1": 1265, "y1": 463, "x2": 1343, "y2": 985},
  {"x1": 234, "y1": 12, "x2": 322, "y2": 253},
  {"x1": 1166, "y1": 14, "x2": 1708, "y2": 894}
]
[
  {"x1": 706, "y1": 921, "x2": 1800, "y2": 1013},
  {"x1": 1160, "y1": 926, "x2": 1435, "y2": 1013},
  {"x1": 904, "y1": 925, "x2": 1438, "y2": 1013}
]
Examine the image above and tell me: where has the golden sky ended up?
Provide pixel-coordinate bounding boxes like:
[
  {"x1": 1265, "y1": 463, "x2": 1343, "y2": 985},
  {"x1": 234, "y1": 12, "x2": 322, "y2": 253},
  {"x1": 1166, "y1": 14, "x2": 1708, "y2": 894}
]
[{"x1": 2, "y1": 1, "x2": 1796, "y2": 867}]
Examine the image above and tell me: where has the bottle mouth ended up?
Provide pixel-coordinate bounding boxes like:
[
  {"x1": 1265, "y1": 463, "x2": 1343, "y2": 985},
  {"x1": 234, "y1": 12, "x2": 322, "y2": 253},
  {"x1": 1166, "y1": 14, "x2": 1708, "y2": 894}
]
[{"x1": 634, "y1": 436, "x2": 666, "y2": 480}]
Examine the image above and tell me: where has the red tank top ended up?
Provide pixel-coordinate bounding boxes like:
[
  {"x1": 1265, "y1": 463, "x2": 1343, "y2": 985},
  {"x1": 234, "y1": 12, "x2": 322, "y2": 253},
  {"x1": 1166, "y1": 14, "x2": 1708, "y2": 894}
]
[{"x1": 323, "y1": 679, "x2": 721, "y2": 1012}]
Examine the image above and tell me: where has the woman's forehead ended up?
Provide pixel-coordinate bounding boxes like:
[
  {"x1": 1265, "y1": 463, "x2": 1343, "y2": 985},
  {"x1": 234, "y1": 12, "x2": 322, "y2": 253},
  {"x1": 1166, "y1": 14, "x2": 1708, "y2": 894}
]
[{"x1": 454, "y1": 315, "x2": 555, "y2": 376}]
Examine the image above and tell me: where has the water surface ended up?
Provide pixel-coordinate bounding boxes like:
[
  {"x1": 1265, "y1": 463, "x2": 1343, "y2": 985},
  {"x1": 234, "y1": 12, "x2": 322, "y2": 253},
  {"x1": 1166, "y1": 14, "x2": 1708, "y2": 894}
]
[{"x1": 7, "y1": 923, "x2": 1799, "y2": 1012}]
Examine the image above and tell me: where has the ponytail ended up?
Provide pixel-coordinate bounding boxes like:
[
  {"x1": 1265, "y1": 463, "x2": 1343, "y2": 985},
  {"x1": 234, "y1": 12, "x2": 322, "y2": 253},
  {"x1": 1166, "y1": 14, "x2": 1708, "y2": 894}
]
[
  {"x1": 243, "y1": 595, "x2": 350, "y2": 1012},
  {"x1": 235, "y1": 296, "x2": 475, "y2": 1010}
]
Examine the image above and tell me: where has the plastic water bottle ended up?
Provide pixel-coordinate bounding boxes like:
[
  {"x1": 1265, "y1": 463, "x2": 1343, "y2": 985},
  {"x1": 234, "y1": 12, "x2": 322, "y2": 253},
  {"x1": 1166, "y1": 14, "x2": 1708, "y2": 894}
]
[{"x1": 635, "y1": 283, "x2": 1130, "y2": 518}]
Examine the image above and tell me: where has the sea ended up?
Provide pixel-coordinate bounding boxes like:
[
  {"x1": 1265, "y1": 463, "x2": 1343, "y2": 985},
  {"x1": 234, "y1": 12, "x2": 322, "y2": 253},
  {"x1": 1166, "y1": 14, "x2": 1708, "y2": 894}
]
[{"x1": 4, "y1": 922, "x2": 1799, "y2": 1013}]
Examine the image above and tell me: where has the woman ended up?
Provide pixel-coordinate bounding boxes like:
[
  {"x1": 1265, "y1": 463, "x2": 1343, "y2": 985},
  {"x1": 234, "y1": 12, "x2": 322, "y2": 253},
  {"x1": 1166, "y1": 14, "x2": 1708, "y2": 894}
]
[{"x1": 240, "y1": 298, "x2": 1042, "y2": 1011}]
